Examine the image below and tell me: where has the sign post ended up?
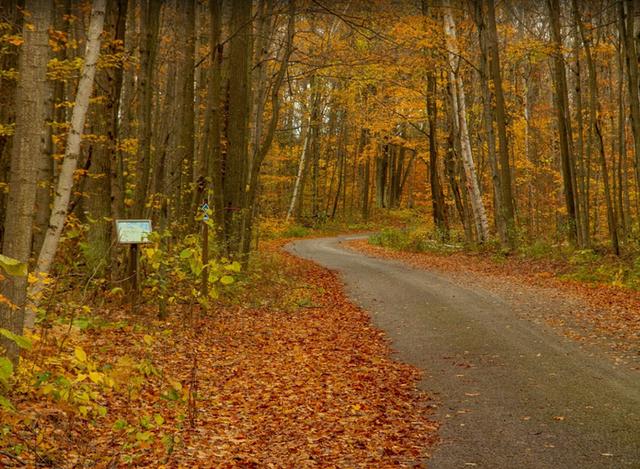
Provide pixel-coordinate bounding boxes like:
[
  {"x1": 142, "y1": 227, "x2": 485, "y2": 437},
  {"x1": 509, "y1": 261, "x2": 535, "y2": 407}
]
[
  {"x1": 200, "y1": 202, "x2": 209, "y2": 300},
  {"x1": 115, "y1": 220, "x2": 153, "y2": 305}
]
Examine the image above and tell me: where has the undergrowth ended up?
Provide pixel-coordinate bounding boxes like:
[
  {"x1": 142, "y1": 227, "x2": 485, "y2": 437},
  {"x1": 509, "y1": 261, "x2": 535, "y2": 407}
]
[{"x1": 368, "y1": 225, "x2": 640, "y2": 291}]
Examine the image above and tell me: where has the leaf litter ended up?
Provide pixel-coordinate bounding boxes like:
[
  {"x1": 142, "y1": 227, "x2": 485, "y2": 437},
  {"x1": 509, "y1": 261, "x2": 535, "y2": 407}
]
[{"x1": 0, "y1": 242, "x2": 438, "y2": 467}]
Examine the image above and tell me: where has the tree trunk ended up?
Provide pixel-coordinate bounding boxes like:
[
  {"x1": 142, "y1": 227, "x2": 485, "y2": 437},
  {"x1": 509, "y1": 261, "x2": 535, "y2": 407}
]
[
  {"x1": 474, "y1": 2, "x2": 503, "y2": 240},
  {"x1": 286, "y1": 115, "x2": 312, "y2": 222},
  {"x1": 31, "y1": 0, "x2": 106, "y2": 314},
  {"x1": 621, "y1": 0, "x2": 640, "y2": 207},
  {"x1": 177, "y1": 0, "x2": 196, "y2": 217},
  {"x1": 426, "y1": 72, "x2": 448, "y2": 237},
  {"x1": 443, "y1": 1, "x2": 489, "y2": 243},
  {"x1": 376, "y1": 143, "x2": 389, "y2": 208},
  {"x1": 242, "y1": 0, "x2": 295, "y2": 256},
  {"x1": 132, "y1": 0, "x2": 161, "y2": 218},
  {"x1": 548, "y1": 0, "x2": 580, "y2": 244},
  {"x1": 223, "y1": 0, "x2": 252, "y2": 254},
  {"x1": 573, "y1": 0, "x2": 619, "y2": 255},
  {"x1": 0, "y1": 0, "x2": 53, "y2": 361},
  {"x1": 572, "y1": 21, "x2": 590, "y2": 246},
  {"x1": 485, "y1": 0, "x2": 516, "y2": 247},
  {"x1": 444, "y1": 83, "x2": 471, "y2": 241},
  {"x1": 0, "y1": 0, "x2": 22, "y2": 248},
  {"x1": 86, "y1": 0, "x2": 127, "y2": 278},
  {"x1": 422, "y1": 1, "x2": 448, "y2": 237}
]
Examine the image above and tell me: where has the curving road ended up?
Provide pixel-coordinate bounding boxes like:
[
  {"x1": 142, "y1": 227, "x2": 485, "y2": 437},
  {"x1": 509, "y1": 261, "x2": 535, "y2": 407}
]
[{"x1": 286, "y1": 235, "x2": 640, "y2": 469}]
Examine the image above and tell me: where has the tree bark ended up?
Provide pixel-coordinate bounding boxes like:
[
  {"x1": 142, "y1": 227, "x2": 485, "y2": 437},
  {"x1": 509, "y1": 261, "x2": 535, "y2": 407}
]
[
  {"x1": 0, "y1": 0, "x2": 22, "y2": 248},
  {"x1": 474, "y1": 2, "x2": 503, "y2": 240},
  {"x1": 132, "y1": 0, "x2": 161, "y2": 218},
  {"x1": 573, "y1": 0, "x2": 619, "y2": 255},
  {"x1": 0, "y1": 0, "x2": 53, "y2": 361},
  {"x1": 177, "y1": 0, "x2": 196, "y2": 217},
  {"x1": 286, "y1": 115, "x2": 312, "y2": 222},
  {"x1": 548, "y1": 0, "x2": 580, "y2": 244},
  {"x1": 443, "y1": 1, "x2": 489, "y2": 243},
  {"x1": 620, "y1": 0, "x2": 640, "y2": 208},
  {"x1": 31, "y1": 0, "x2": 106, "y2": 314},
  {"x1": 485, "y1": 0, "x2": 516, "y2": 247},
  {"x1": 223, "y1": 0, "x2": 252, "y2": 254},
  {"x1": 86, "y1": 0, "x2": 127, "y2": 278}
]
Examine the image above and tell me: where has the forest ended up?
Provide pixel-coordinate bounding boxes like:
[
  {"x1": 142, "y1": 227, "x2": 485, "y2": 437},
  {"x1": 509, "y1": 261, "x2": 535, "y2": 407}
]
[{"x1": 0, "y1": 0, "x2": 639, "y2": 466}]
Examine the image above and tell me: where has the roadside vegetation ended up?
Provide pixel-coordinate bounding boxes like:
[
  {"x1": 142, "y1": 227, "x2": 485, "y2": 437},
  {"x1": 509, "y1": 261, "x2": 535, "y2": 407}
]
[{"x1": 368, "y1": 223, "x2": 640, "y2": 291}]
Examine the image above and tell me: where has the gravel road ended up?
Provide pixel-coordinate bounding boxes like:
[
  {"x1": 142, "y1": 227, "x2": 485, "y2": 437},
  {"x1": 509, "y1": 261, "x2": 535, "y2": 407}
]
[{"x1": 286, "y1": 235, "x2": 640, "y2": 469}]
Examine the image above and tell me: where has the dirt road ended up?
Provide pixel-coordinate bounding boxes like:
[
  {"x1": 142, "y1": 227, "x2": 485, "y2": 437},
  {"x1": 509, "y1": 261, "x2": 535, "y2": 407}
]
[{"x1": 287, "y1": 235, "x2": 640, "y2": 468}]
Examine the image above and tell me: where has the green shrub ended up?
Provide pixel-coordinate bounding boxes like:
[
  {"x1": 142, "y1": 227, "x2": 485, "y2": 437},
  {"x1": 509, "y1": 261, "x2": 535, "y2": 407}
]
[
  {"x1": 369, "y1": 228, "x2": 410, "y2": 250},
  {"x1": 282, "y1": 225, "x2": 310, "y2": 238},
  {"x1": 370, "y1": 226, "x2": 462, "y2": 255},
  {"x1": 519, "y1": 240, "x2": 555, "y2": 260},
  {"x1": 569, "y1": 249, "x2": 600, "y2": 265}
]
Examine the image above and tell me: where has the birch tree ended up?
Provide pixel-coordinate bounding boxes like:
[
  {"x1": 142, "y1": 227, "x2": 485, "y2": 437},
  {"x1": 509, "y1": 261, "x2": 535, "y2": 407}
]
[
  {"x1": 443, "y1": 0, "x2": 489, "y2": 243},
  {"x1": 30, "y1": 0, "x2": 106, "y2": 314},
  {"x1": 286, "y1": 118, "x2": 312, "y2": 222}
]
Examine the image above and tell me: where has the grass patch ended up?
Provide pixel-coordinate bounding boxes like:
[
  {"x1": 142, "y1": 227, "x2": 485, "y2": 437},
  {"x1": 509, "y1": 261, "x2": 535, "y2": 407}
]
[{"x1": 369, "y1": 227, "x2": 462, "y2": 255}]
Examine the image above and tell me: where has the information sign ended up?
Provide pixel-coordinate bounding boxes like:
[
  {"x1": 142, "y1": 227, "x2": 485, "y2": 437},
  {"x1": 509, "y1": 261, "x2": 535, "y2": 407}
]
[{"x1": 115, "y1": 219, "x2": 153, "y2": 244}]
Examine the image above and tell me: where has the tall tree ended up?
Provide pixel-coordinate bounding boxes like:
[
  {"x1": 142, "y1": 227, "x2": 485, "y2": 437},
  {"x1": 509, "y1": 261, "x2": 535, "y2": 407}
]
[
  {"x1": 242, "y1": 0, "x2": 296, "y2": 255},
  {"x1": 485, "y1": 0, "x2": 516, "y2": 247},
  {"x1": 221, "y1": 0, "x2": 252, "y2": 255},
  {"x1": 443, "y1": 0, "x2": 489, "y2": 242},
  {"x1": 548, "y1": 0, "x2": 580, "y2": 244},
  {"x1": 178, "y1": 0, "x2": 196, "y2": 215},
  {"x1": 422, "y1": 1, "x2": 448, "y2": 237},
  {"x1": 132, "y1": 0, "x2": 161, "y2": 218},
  {"x1": 86, "y1": 0, "x2": 128, "y2": 277},
  {"x1": 620, "y1": 0, "x2": 640, "y2": 204},
  {"x1": 205, "y1": 0, "x2": 223, "y2": 233},
  {"x1": 573, "y1": 0, "x2": 619, "y2": 255},
  {"x1": 474, "y1": 0, "x2": 503, "y2": 240},
  {"x1": 0, "y1": 0, "x2": 53, "y2": 362},
  {"x1": 0, "y1": 0, "x2": 23, "y2": 248},
  {"x1": 31, "y1": 0, "x2": 106, "y2": 313}
]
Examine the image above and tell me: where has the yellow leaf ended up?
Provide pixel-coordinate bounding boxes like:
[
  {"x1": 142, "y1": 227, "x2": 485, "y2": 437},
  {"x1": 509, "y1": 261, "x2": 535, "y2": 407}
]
[
  {"x1": 89, "y1": 372, "x2": 102, "y2": 384},
  {"x1": 220, "y1": 275, "x2": 234, "y2": 285},
  {"x1": 0, "y1": 254, "x2": 27, "y2": 277},
  {"x1": 75, "y1": 346, "x2": 87, "y2": 363}
]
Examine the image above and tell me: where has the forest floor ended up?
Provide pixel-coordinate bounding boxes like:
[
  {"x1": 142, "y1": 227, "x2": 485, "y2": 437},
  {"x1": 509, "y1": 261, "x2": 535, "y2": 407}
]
[
  {"x1": 0, "y1": 241, "x2": 437, "y2": 468},
  {"x1": 290, "y1": 235, "x2": 640, "y2": 468}
]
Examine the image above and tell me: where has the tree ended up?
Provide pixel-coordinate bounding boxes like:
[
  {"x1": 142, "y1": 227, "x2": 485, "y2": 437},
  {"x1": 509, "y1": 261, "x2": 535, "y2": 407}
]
[
  {"x1": 132, "y1": 0, "x2": 161, "y2": 218},
  {"x1": 485, "y1": 0, "x2": 516, "y2": 248},
  {"x1": 443, "y1": 0, "x2": 489, "y2": 243},
  {"x1": 573, "y1": 0, "x2": 619, "y2": 255},
  {"x1": 548, "y1": 0, "x2": 580, "y2": 244},
  {"x1": 86, "y1": 0, "x2": 128, "y2": 277},
  {"x1": 0, "y1": 0, "x2": 53, "y2": 362},
  {"x1": 31, "y1": 0, "x2": 107, "y2": 313},
  {"x1": 220, "y1": 0, "x2": 252, "y2": 255},
  {"x1": 620, "y1": 0, "x2": 640, "y2": 206}
]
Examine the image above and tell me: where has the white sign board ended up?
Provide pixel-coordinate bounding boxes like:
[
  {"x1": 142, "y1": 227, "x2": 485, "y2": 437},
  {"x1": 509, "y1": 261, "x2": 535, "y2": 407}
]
[{"x1": 115, "y1": 219, "x2": 153, "y2": 244}]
